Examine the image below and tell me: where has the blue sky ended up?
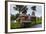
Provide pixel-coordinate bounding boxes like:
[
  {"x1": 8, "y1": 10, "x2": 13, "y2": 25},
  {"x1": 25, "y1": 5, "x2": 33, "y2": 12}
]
[{"x1": 10, "y1": 4, "x2": 42, "y2": 17}]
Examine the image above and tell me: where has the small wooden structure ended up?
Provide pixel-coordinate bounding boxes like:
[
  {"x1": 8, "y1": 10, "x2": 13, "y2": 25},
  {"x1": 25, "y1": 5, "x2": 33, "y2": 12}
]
[
  {"x1": 16, "y1": 14, "x2": 36, "y2": 28},
  {"x1": 16, "y1": 6, "x2": 36, "y2": 28}
]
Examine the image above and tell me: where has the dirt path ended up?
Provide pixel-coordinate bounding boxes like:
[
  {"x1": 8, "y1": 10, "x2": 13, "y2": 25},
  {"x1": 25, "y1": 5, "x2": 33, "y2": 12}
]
[{"x1": 31, "y1": 24, "x2": 42, "y2": 28}]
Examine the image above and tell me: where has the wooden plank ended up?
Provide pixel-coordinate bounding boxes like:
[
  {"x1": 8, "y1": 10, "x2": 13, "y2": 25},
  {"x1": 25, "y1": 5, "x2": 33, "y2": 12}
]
[{"x1": 22, "y1": 21, "x2": 31, "y2": 22}]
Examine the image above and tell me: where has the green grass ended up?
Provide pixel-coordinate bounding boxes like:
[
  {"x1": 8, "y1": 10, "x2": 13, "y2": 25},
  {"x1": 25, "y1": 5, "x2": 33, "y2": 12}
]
[
  {"x1": 11, "y1": 20, "x2": 21, "y2": 29},
  {"x1": 36, "y1": 18, "x2": 42, "y2": 24},
  {"x1": 11, "y1": 18, "x2": 42, "y2": 29}
]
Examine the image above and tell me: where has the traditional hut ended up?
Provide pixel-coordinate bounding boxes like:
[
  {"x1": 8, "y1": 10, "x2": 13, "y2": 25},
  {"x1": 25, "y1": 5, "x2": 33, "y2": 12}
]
[{"x1": 16, "y1": 6, "x2": 36, "y2": 28}]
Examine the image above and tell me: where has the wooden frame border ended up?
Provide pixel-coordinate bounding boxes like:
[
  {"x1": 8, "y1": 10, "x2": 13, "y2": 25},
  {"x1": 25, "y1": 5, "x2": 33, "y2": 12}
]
[{"x1": 5, "y1": 1, "x2": 45, "y2": 33}]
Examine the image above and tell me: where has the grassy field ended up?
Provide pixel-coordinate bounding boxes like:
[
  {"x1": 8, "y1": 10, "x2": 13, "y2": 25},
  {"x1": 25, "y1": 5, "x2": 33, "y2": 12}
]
[
  {"x1": 11, "y1": 18, "x2": 42, "y2": 29},
  {"x1": 11, "y1": 20, "x2": 21, "y2": 29},
  {"x1": 36, "y1": 17, "x2": 42, "y2": 24}
]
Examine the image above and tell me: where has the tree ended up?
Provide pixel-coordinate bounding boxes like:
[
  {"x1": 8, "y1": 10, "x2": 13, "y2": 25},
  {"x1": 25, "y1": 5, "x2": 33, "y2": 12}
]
[
  {"x1": 31, "y1": 6, "x2": 36, "y2": 16},
  {"x1": 11, "y1": 13, "x2": 20, "y2": 21},
  {"x1": 31, "y1": 6, "x2": 36, "y2": 24},
  {"x1": 31, "y1": 6, "x2": 36, "y2": 11},
  {"x1": 15, "y1": 13, "x2": 20, "y2": 20},
  {"x1": 11, "y1": 14, "x2": 16, "y2": 21},
  {"x1": 13, "y1": 5, "x2": 28, "y2": 14}
]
